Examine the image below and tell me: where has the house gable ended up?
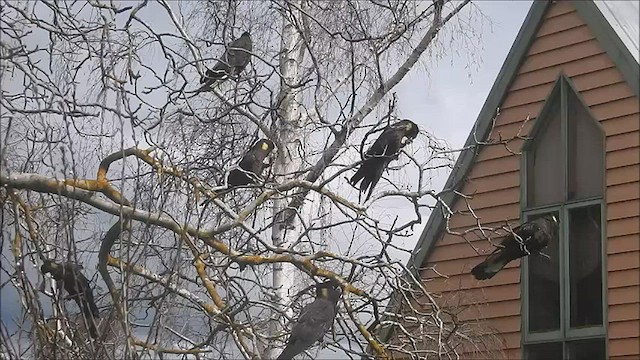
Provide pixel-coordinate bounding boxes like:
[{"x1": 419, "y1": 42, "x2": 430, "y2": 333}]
[
  {"x1": 409, "y1": 0, "x2": 640, "y2": 273},
  {"x1": 408, "y1": 1, "x2": 639, "y2": 359}
]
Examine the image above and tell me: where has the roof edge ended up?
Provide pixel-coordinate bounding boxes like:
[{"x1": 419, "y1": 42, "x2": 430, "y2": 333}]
[{"x1": 573, "y1": 0, "x2": 639, "y2": 97}]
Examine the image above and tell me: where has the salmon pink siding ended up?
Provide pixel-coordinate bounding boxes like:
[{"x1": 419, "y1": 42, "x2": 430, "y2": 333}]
[{"x1": 418, "y1": 2, "x2": 640, "y2": 359}]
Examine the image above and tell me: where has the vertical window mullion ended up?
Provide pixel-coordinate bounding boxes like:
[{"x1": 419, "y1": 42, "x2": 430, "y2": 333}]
[
  {"x1": 560, "y1": 79, "x2": 569, "y2": 343},
  {"x1": 600, "y1": 202, "x2": 608, "y2": 358},
  {"x1": 561, "y1": 205, "x2": 569, "y2": 355},
  {"x1": 561, "y1": 79, "x2": 569, "y2": 203},
  {"x1": 522, "y1": 244, "x2": 530, "y2": 339}
]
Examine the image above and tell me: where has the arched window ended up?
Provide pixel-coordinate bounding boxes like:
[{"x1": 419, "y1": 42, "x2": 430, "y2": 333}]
[{"x1": 521, "y1": 75, "x2": 606, "y2": 360}]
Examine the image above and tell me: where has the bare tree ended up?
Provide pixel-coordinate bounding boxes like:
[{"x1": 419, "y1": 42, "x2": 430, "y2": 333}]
[{"x1": 0, "y1": 1, "x2": 509, "y2": 359}]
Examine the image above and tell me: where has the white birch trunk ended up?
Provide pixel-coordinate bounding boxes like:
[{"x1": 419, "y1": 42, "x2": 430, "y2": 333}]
[{"x1": 266, "y1": 0, "x2": 305, "y2": 358}]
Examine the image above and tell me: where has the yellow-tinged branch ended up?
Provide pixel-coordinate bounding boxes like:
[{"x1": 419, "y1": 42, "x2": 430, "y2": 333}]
[
  {"x1": 3, "y1": 166, "x2": 392, "y2": 357},
  {"x1": 97, "y1": 146, "x2": 155, "y2": 183},
  {"x1": 181, "y1": 233, "x2": 227, "y2": 310},
  {"x1": 119, "y1": 147, "x2": 364, "y2": 218},
  {"x1": 193, "y1": 255, "x2": 226, "y2": 309},
  {"x1": 64, "y1": 178, "x2": 130, "y2": 206},
  {"x1": 3, "y1": 171, "x2": 383, "y2": 353},
  {"x1": 2, "y1": 172, "x2": 369, "y2": 295},
  {"x1": 9, "y1": 191, "x2": 40, "y2": 248},
  {"x1": 132, "y1": 338, "x2": 211, "y2": 355},
  {"x1": 343, "y1": 297, "x2": 390, "y2": 359}
]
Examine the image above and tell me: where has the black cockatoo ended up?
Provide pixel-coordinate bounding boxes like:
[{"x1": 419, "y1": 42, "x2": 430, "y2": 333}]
[
  {"x1": 200, "y1": 31, "x2": 252, "y2": 89},
  {"x1": 349, "y1": 119, "x2": 419, "y2": 202},
  {"x1": 41, "y1": 259, "x2": 100, "y2": 338},
  {"x1": 471, "y1": 215, "x2": 559, "y2": 280},
  {"x1": 276, "y1": 282, "x2": 342, "y2": 360},
  {"x1": 226, "y1": 138, "x2": 275, "y2": 188}
]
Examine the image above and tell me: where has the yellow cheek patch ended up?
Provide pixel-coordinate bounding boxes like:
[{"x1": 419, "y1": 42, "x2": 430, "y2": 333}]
[
  {"x1": 405, "y1": 123, "x2": 413, "y2": 131},
  {"x1": 261, "y1": 142, "x2": 270, "y2": 151}
]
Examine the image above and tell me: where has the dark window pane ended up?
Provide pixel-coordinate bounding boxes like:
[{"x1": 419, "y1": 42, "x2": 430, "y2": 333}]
[
  {"x1": 567, "y1": 90, "x2": 604, "y2": 200},
  {"x1": 567, "y1": 338, "x2": 606, "y2": 360},
  {"x1": 527, "y1": 99, "x2": 564, "y2": 207},
  {"x1": 528, "y1": 211, "x2": 561, "y2": 332},
  {"x1": 569, "y1": 205, "x2": 603, "y2": 328},
  {"x1": 526, "y1": 342, "x2": 563, "y2": 360}
]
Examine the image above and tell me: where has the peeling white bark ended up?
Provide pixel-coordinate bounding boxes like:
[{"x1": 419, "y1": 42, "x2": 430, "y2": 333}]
[{"x1": 266, "y1": 0, "x2": 306, "y2": 358}]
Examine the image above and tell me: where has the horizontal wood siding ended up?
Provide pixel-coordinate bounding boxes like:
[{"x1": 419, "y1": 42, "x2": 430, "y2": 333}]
[{"x1": 418, "y1": 2, "x2": 640, "y2": 358}]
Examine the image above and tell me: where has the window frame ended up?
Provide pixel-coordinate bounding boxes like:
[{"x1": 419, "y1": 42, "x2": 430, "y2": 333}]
[{"x1": 519, "y1": 74, "x2": 608, "y2": 358}]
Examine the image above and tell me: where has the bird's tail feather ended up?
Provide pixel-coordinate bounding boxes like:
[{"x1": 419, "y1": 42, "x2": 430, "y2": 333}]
[
  {"x1": 471, "y1": 250, "x2": 510, "y2": 280},
  {"x1": 349, "y1": 166, "x2": 366, "y2": 187},
  {"x1": 364, "y1": 161, "x2": 386, "y2": 201},
  {"x1": 87, "y1": 321, "x2": 98, "y2": 339},
  {"x1": 78, "y1": 299, "x2": 99, "y2": 338},
  {"x1": 200, "y1": 64, "x2": 229, "y2": 84},
  {"x1": 350, "y1": 158, "x2": 385, "y2": 202}
]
